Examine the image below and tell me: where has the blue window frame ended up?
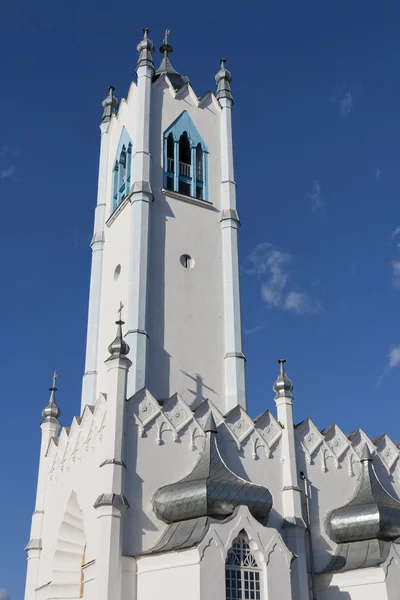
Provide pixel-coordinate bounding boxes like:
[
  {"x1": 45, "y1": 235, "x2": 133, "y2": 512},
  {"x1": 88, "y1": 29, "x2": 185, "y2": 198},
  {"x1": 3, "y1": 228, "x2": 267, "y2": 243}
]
[
  {"x1": 163, "y1": 111, "x2": 209, "y2": 201},
  {"x1": 112, "y1": 129, "x2": 132, "y2": 213}
]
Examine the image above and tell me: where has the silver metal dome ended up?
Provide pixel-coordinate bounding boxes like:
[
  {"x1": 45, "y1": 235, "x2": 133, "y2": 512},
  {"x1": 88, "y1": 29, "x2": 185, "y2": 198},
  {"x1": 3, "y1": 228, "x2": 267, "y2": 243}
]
[
  {"x1": 153, "y1": 30, "x2": 189, "y2": 91},
  {"x1": 327, "y1": 445, "x2": 400, "y2": 544},
  {"x1": 137, "y1": 28, "x2": 155, "y2": 69},
  {"x1": 42, "y1": 372, "x2": 61, "y2": 422},
  {"x1": 153, "y1": 412, "x2": 273, "y2": 525},
  {"x1": 215, "y1": 59, "x2": 233, "y2": 103},
  {"x1": 273, "y1": 359, "x2": 294, "y2": 400},
  {"x1": 107, "y1": 320, "x2": 130, "y2": 359},
  {"x1": 101, "y1": 86, "x2": 118, "y2": 123}
]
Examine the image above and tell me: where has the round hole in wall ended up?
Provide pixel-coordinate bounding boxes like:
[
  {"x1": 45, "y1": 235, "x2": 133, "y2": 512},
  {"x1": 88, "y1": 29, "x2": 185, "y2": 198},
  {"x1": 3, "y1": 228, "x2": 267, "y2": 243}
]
[
  {"x1": 114, "y1": 264, "x2": 121, "y2": 280},
  {"x1": 180, "y1": 254, "x2": 195, "y2": 269}
]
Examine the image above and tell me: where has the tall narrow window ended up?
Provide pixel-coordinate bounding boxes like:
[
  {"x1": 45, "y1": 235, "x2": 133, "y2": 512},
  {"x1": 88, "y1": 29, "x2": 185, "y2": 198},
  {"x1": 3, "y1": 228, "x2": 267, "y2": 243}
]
[
  {"x1": 118, "y1": 145, "x2": 127, "y2": 199},
  {"x1": 166, "y1": 134, "x2": 175, "y2": 191},
  {"x1": 178, "y1": 132, "x2": 192, "y2": 197},
  {"x1": 111, "y1": 130, "x2": 133, "y2": 214},
  {"x1": 126, "y1": 142, "x2": 132, "y2": 195},
  {"x1": 225, "y1": 533, "x2": 261, "y2": 600},
  {"x1": 196, "y1": 143, "x2": 203, "y2": 200},
  {"x1": 112, "y1": 161, "x2": 119, "y2": 211}
]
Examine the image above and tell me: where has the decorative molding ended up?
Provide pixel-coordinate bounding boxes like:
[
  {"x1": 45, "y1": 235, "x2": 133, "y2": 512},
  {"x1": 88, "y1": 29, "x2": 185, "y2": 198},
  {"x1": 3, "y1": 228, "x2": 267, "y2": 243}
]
[
  {"x1": 105, "y1": 195, "x2": 130, "y2": 227},
  {"x1": 94, "y1": 493, "x2": 129, "y2": 511},
  {"x1": 161, "y1": 188, "x2": 218, "y2": 211},
  {"x1": 25, "y1": 538, "x2": 42, "y2": 552},
  {"x1": 99, "y1": 459, "x2": 126, "y2": 468}
]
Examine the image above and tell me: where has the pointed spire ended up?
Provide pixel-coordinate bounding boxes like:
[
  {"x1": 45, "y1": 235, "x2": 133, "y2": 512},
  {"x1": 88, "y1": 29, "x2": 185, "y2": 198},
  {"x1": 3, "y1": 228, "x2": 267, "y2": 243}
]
[
  {"x1": 215, "y1": 58, "x2": 233, "y2": 104},
  {"x1": 107, "y1": 303, "x2": 130, "y2": 360},
  {"x1": 137, "y1": 28, "x2": 155, "y2": 70},
  {"x1": 42, "y1": 371, "x2": 61, "y2": 422},
  {"x1": 101, "y1": 86, "x2": 118, "y2": 123},
  {"x1": 273, "y1": 359, "x2": 294, "y2": 400},
  {"x1": 203, "y1": 411, "x2": 218, "y2": 434},
  {"x1": 154, "y1": 29, "x2": 189, "y2": 90},
  {"x1": 361, "y1": 443, "x2": 373, "y2": 462}
]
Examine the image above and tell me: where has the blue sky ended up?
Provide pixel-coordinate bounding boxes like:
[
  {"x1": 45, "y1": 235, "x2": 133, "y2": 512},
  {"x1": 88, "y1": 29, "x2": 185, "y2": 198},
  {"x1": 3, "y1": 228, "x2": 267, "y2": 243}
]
[{"x1": 1, "y1": 1, "x2": 400, "y2": 597}]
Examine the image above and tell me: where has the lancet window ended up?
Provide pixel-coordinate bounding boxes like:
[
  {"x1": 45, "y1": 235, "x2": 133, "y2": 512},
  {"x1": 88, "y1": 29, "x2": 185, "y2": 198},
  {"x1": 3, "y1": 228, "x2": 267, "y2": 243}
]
[
  {"x1": 163, "y1": 111, "x2": 208, "y2": 201},
  {"x1": 112, "y1": 130, "x2": 132, "y2": 212},
  {"x1": 225, "y1": 532, "x2": 261, "y2": 600}
]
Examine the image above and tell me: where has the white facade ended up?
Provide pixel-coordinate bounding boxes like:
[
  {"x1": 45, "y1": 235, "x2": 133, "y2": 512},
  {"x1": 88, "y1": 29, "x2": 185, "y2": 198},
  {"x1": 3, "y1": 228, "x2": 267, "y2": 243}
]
[{"x1": 25, "y1": 29, "x2": 400, "y2": 600}]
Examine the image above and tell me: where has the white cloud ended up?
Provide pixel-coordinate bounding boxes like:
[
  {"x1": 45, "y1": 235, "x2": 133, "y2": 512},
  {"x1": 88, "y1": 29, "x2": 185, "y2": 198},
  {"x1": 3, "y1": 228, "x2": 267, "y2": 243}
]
[
  {"x1": 0, "y1": 589, "x2": 10, "y2": 600},
  {"x1": 243, "y1": 324, "x2": 264, "y2": 335},
  {"x1": 308, "y1": 180, "x2": 325, "y2": 214},
  {"x1": 0, "y1": 165, "x2": 15, "y2": 180},
  {"x1": 284, "y1": 291, "x2": 322, "y2": 314},
  {"x1": 391, "y1": 261, "x2": 400, "y2": 289},
  {"x1": 332, "y1": 85, "x2": 353, "y2": 117},
  {"x1": 391, "y1": 226, "x2": 400, "y2": 244},
  {"x1": 377, "y1": 345, "x2": 400, "y2": 387},
  {"x1": 245, "y1": 243, "x2": 321, "y2": 315}
]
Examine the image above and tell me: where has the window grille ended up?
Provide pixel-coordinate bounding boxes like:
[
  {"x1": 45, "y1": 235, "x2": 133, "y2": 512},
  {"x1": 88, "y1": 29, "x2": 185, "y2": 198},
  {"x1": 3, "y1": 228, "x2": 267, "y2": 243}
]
[{"x1": 225, "y1": 533, "x2": 261, "y2": 600}]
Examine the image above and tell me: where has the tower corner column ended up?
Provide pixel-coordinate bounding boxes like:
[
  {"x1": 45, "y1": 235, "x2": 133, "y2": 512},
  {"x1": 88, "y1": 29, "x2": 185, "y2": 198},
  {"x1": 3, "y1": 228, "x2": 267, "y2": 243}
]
[
  {"x1": 218, "y1": 91, "x2": 247, "y2": 413},
  {"x1": 125, "y1": 36, "x2": 155, "y2": 398},
  {"x1": 81, "y1": 118, "x2": 111, "y2": 413},
  {"x1": 274, "y1": 361, "x2": 310, "y2": 600}
]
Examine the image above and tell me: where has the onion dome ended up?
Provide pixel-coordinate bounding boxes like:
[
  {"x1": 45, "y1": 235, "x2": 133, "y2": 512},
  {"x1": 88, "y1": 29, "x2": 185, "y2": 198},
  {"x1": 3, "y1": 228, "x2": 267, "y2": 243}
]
[
  {"x1": 153, "y1": 412, "x2": 273, "y2": 525},
  {"x1": 215, "y1": 59, "x2": 233, "y2": 103},
  {"x1": 137, "y1": 28, "x2": 155, "y2": 70},
  {"x1": 107, "y1": 319, "x2": 130, "y2": 360},
  {"x1": 273, "y1": 359, "x2": 294, "y2": 400},
  {"x1": 101, "y1": 86, "x2": 118, "y2": 123},
  {"x1": 42, "y1": 372, "x2": 61, "y2": 422},
  {"x1": 153, "y1": 29, "x2": 189, "y2": 91},
  {"x1": 327, "y1": 445, "x2": 400, "y2": 544}
]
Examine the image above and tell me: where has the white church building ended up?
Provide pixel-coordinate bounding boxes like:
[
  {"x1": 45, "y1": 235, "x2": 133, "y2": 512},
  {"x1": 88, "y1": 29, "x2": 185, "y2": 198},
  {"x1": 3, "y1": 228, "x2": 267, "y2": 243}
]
[{"x1": 24, "y1": 29, "x2": 400, "y2": 600}]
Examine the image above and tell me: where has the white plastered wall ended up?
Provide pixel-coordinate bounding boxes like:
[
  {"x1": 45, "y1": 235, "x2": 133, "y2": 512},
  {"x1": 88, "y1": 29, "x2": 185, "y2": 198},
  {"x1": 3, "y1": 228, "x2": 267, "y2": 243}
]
[
  {"x1": 147, "y1": 80, "x2": 225, "y2": 408},
  {"x1": 123, "y1": 396, "x2": 284, "y2": 557},
  {"x1": 135, "y1": 507, "x2": 292, "y2": 600}
]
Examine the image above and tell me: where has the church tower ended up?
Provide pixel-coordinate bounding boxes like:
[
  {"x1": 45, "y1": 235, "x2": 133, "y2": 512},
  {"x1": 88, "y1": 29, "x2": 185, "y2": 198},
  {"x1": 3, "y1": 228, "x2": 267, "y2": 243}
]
[
  {"x1": 24, "y1": 29, "x2": 301, "y2": 600},
  {"x1": 81, "y1": 29, "x2": 246, "y2": 415}
]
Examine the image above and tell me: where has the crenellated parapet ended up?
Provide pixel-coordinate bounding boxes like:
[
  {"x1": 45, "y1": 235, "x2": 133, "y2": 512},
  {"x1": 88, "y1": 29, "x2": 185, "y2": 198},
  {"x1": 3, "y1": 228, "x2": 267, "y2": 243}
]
[
  {"x1": 128, "y1": 387, "x2": 282, "y2": 458},
  {"x1": 46, "y1": 393, "x2": 107, "y2": 481}
]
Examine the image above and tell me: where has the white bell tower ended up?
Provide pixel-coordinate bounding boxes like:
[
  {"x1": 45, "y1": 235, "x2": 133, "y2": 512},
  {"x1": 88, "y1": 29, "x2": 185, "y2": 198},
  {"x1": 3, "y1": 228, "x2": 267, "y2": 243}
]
[{"x1": 81, "y1": 29, "x2": 246, "y2": 414}]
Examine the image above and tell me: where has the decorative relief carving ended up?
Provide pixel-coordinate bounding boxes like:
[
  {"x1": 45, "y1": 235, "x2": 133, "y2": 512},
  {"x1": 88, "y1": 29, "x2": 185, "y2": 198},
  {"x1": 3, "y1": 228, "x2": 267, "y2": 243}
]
[
  {"x1": 225, "y1": 406, "x2": 255, "y2": 444},
  {"x1": 255, "y1": 410, "x2": 282, "y2": 456},
  {"x1": 129, "y1": 389, "x2": 161, "y2": 436},
  {"x1": 375, "y1": 434, "x2": 400, "y2": 472},
  {"x1": 295, "y1": 419, "x2": 336, "y2": 471},
  {"x1": 163, "y1": 393, "x2": 193, "y2": 434},
  {"x1": 322, "y1": 424, "x2": 351, "y2": 468}
]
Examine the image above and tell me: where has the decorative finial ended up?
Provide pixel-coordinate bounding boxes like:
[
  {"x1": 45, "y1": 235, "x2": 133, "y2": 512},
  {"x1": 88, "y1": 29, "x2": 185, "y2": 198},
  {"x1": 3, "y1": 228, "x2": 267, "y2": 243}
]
[
  {"x1": 101, "y1": 85, "x2": 118, "y2": 124},
  {"x1": 137, "y1": 27, "x2": 155, "y2": 70},
  {"x1": 215, "y1": 57, "x2": 233, "y2": 104},
  {"x1": 107, "y1": 303, "x2": 130, "y2": 359},
  {"x1": 361, "y1": 444, "x2": 373, "y2": 462},
  {"x1": 42, "y1": 371, "x2": 61, "y2": 422},
  {"x1": 273, "y1": 359, "x2": 294, "y2": 400},
  {"x1": 163, "y1": 29, "x2": 171, "y2": 46},
  {"x1": 203, "y1": 411, "x2": 218, "y2": 434}
]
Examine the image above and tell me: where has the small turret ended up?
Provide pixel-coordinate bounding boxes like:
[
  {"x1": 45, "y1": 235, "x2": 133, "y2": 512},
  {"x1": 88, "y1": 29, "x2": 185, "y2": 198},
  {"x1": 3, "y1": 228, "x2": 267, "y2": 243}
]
[
  {"x1": 215, "y1": 58, "x2": 233, "y2": 104},
  {"x1": 273, "y1": 359, "x2": 294, "y2": 400},
  {"x1": 101, "y1": 86, "x2": 118, "y2": 124},
  {"x1": 42, "y1": 372, "x2": 61, "y2": 423},
  {"x1": 153, "y1": 29, "x2": 189, "y2": 90},
  {"x1": 137, "y1": 28, "x2": 155, "y2": 70}
]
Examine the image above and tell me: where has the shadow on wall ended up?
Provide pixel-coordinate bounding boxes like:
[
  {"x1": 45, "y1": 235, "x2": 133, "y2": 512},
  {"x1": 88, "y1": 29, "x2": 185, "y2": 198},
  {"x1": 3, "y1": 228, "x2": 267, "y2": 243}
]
[
  {"x1": 180, "y1": 371, "x2": 217, "y2": 409},
  {"x1": 322, "y1": 588, "x2": 351, "y2": 599}
]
